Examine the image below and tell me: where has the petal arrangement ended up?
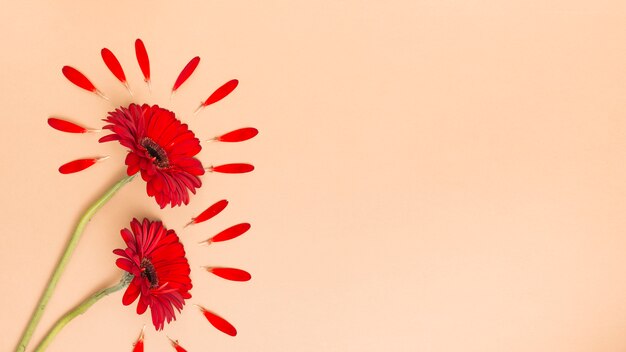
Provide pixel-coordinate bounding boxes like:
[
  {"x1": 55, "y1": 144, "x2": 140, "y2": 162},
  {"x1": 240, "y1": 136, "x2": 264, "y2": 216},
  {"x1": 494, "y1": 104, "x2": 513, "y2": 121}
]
[
  {"x1": 124, "y1": 200, "x2": 252, "y2": 350},
  {"x1": 51, "y1": 38, "x2": 257, "y2": 208},
  {"x1": 18, "y1": 39, "x2": 258, "y2": 352}
]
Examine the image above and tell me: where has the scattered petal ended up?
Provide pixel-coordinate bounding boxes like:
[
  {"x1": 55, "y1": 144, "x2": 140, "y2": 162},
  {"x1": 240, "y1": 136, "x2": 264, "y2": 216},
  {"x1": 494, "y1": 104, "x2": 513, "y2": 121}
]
[
  {"x1": 209, "y1": 163, "x2": 254, "y2": 174},
  {"x1": 132, "y1": 327, "x2": 145, "y2": 352},
  {"x1": 167, "y1": 337, "x2": 187, "y2": 352},
  {"x1": 172, "y1": 56, "x2": 200, "y2": 93},
  {"x1": 196, "y1": 79, "x2": 238, "y2": 112},
  {"x1": 215, "y1": 128, "x2": 258, "y2": 142},
  {"x1": 207, "y1": 267, "x2": 251, "y2": 282},
  {"x1": 135, "y1": 39, "x2": 150, "y2": 83},
  {"x1": 186, "y1": 199, "x2": 228, "y2": 227},
  {"x1": 58, "y1": 156, "x2": 108, "y2": 174},
  {"x1": 197, "y1": 306, "x2": 237, "y2": 336},
  {"x1": 47, "y1": 117, "x2": 92, "y2": 133},
  {"x1": 204, "y1": 223, "x2": 251, "y2": 244},
  {"x1": 62, "y1": 66, "x2": 103, "y2": 97},
  {"x1": 101, "y1": 48, "x2": 127, "y2": 84}
]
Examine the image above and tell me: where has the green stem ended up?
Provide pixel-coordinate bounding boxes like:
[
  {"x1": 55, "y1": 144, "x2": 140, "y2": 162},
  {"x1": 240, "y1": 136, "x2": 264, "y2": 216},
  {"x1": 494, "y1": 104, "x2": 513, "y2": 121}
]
[
  {"x1": 34, "y1": 273, "x2": 133, "y2": 352},
  {"x1": 15, "y1": 174, "x2": 135, "y2": 352}
]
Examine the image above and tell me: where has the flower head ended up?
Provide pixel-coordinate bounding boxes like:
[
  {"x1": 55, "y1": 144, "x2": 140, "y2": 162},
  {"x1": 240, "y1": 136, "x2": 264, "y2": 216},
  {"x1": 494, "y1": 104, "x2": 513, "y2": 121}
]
[
  {"x1": 114, "y1": 218, "x2": 192, "y2": 330},
  {"x1": 100, "y1": 104, "x2": 204, "y2": 208}
]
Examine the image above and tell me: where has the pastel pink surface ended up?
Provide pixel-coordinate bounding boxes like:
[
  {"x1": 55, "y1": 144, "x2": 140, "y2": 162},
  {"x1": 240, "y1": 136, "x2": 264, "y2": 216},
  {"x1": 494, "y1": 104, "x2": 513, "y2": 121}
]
[{"x1": 2, "y1": 1, "x2": 626, "y2": 352}]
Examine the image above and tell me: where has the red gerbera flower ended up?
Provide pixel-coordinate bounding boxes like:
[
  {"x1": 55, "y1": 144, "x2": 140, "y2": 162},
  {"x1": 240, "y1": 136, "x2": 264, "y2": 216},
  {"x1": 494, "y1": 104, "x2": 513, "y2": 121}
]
[
  {"x1": 99, "y1": 104, "x2": 204, "y2": 208},
  {"x1": 114, "y1": 218, "x2": 192, "y2": 330},
  {"x1": 51, "y1": 38, "x2": 257, "y2": 208}
]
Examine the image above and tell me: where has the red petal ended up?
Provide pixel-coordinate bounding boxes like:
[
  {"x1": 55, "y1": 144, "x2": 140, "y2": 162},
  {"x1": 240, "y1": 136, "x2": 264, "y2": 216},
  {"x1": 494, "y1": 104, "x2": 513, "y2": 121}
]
[
  {"x1": 132, "y1": 328, "x2": 144, "y2": 352},
  {"x1": 62, "y1": 66, "x2": 98, "y2": 93},
  {"x1": 172, "y1": 56, "x2": 200, "y2": 92},
  {"x1": 115, "y1": 258, "x2": 134, "y2": 272},
  {"x1": 210, "y1": 163, "x2": 254, "y2": 174},
  {"x1": 216, "y1": 127, "x2": 258, "y2": 142},
  {"x1": 98, "y1": 134, "x2": 119, "y2": 143},
  {"x1": 208, "y1": 223, "x2": 251, "y2": 243},
  {"x1": 207, "y1": 267, "x2": 251, "y2": 282},
  {"x1": 101, "y1": 48, "x2": 127, "y2": 83},
  {"x1": 202, "y1": 79, "x2": 239, "y2": 107},
  {"x1": 135, "y1": 39, "x2": 150, "y2": 82},
  {"x1": 58, "y1": 157, "x2": 105, "y2": 174},
  {"x1": 187, "y1": 199, "x2": 228, "y2": 227},
  {"x1": 198, "y1": 306, "x2": 237, "y2": 336},
  {"x1": 168, "y1": 337, "x2": 188, "y2": 352},
  {"x1": 47, "y1": 117, "x2": 88, "y2": 133},
  {"x1": 122, "y1": 280, "x2": 142, "y2": 306},
  {"x1": 136, "y1": 296, "x2": 148, "y2": 315}
]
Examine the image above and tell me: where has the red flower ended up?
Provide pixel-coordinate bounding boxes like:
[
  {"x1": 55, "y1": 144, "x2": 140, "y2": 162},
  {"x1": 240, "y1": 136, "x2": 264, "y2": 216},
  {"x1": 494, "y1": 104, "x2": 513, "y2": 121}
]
[
  {"x1": 99, "y1": 104, "x2": 204, "y2": 208},
  {"x1": 114, "y1": 218, "x2": 192, "y2": 330}
]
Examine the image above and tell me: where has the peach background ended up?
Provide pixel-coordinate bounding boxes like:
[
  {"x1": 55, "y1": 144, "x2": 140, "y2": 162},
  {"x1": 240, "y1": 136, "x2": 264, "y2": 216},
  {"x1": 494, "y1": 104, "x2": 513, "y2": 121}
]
[{"x1": 1, "y1": 1, "x2": 626, "y2": 351}]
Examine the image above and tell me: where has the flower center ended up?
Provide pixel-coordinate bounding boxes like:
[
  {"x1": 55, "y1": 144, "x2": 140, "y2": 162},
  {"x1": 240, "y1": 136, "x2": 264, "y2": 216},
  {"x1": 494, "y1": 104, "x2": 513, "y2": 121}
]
[
  {"x1": 140, "y1": 137, "x2": 170, "y2": 168},
  {"x1": 140, "y1": 258, "x2": 159, "y2": 288}
]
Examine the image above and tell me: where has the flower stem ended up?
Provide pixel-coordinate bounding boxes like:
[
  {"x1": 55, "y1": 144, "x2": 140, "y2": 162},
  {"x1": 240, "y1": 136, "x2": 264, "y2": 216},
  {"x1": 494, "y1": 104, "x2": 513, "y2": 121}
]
[
  {"x1": 33, "y1": 273, "x2": 133, "y2": 352},
  {"x1": 15, "y1": 174, "x2": 135, "y2": 352}
]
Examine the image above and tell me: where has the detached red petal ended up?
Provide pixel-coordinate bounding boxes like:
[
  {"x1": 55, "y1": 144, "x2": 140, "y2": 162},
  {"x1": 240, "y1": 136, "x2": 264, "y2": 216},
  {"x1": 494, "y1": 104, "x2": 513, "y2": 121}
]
[
  {"x1": 172, "y1": 56, "x2": 200, "y2": 92},
  {"x1": 132, "y1": 328, "x2": 144, "y2": 352},
  {"x1": 48, "y1": 117, "x2": 89, "y2": 133},
  {"x1": 58, "y1": 157, "x2": 104, "y2": 174},
  {"x1": 216, "y1": 128, "x2": 258, "y2": 142},
  {"x1": 168, "y1": 337, "x2": 188, "y2": 352},
  {"x1": 197, "y1": 306, "x2": 237, "y2": 336},
  {"x1": 202, "y1": 79, "x2": 239, "y2": 107},
  {"x1": 207, "y1": 267, "x2": 251, "y2": 282},
  {"x1": 187, "y1": 199, "x2": 228, "y2": 227},
  {"x1": 101, "y1": 48, "x2": 127, "y2": 83},
  {"x1": 207, "y1": 223, "x2": 251, "y2": 243},
  {"x1": 62, "y1": 66, "x2": 97, "y2": 93},
  {"x1": 210, "y1": 163, "x2": 254, "y2": 174},
  {"x1": 135, "y1": 39, "x2": 150, "y2": 82}
]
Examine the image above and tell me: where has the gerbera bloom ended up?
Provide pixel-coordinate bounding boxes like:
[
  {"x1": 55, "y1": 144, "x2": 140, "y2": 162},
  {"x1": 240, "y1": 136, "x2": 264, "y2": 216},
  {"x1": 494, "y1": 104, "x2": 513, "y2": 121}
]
[
  {"x1": 99, "y1": 104, "x2": 204, "y2": 207},
  {"x1": 114, "y1": 218, "x2": 192, "y2": 330},
  {"x1": 51, "y1": 38, "x2": 257, "y2": 208}
]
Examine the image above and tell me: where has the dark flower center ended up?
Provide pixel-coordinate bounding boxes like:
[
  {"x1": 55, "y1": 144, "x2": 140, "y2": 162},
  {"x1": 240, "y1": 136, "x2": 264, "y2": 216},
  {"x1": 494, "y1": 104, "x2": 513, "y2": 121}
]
[
  {"x1": 141, "y1": 137, "x2": 170, "y2": 168},
  {"x1": 141, "y1": 258, "x2": 159, "y2": 288}
]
